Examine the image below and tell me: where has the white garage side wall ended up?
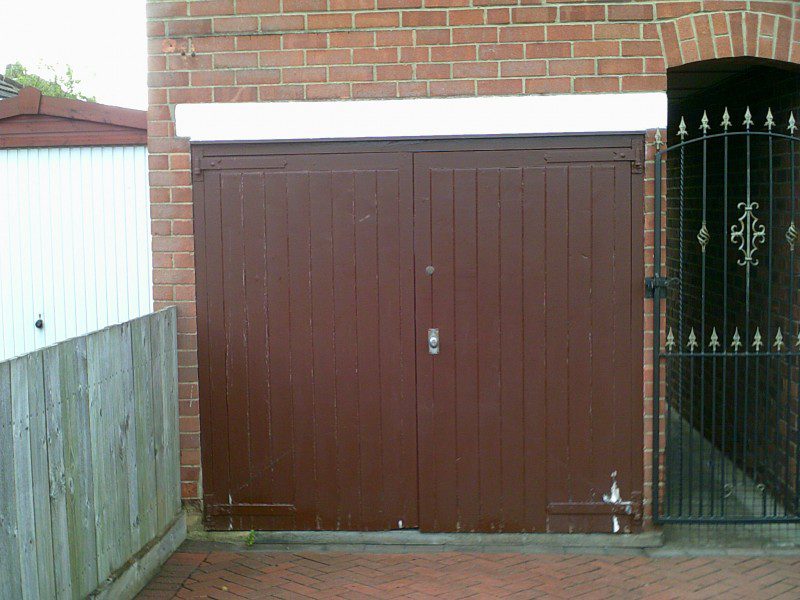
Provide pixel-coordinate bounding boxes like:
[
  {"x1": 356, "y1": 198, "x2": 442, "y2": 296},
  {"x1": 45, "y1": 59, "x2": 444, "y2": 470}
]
[{"x1": 0, "y1": 146, "x2": 153, "y2": 362}]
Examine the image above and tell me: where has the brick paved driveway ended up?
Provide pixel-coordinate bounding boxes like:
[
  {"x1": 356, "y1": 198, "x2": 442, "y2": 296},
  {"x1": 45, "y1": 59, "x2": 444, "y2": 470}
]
[{"x1": 138, "y1": 543, "x2": 800, "y2": 599}]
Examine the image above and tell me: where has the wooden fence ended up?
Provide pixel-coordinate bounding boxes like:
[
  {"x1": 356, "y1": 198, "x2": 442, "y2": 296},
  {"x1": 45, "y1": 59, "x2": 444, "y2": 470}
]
[{"x1": 0, "y1": 308, "x2": 180, "y2": 600}]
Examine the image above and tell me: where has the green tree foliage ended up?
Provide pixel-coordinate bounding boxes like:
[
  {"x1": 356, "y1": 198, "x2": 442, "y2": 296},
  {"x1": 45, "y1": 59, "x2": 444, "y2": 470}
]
[{"x1": 4, "y1": 62, "x2": 96, "y2": 102}]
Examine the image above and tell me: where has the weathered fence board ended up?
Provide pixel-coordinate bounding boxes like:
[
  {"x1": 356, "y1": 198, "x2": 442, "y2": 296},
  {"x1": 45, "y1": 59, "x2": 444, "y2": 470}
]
[
  {"x1": 10, "y1": 357, "x2": 39, "y2": 599},
  {"x1": 60, "y1": 337, "x2": 98, "y2": 598},
  {"x1": 0, "y1": 308, "x2": 180, "y2": 600},
  {"x1": 42, "y1": 345, "x2": 73, "y2": 599},
  {"x1": 26, "y1": 353, "x2": 56, "y2": 599},
  {"x1": 132, "y1": 316, "x2": 157, "y2": 549},
  {"x1": 0, "y1": 362, "x2": 23, "y2": 600}
]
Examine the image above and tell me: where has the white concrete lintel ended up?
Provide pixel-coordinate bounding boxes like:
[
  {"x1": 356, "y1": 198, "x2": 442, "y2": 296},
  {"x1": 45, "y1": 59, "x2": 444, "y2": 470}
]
[{"x1": 175, "y1": 92, "x2": 667, "y2": 142}]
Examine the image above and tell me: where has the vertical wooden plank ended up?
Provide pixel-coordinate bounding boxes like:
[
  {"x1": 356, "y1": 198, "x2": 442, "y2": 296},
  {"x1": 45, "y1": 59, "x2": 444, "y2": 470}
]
[
  {"x1": 612, "y1": 162, "x2": 637, "y2": 501},
  {"x1": 98, "y1": 324, "x2": 133, "y2": 573},
  {"x1": 10, "y1": 357, "x2": 39, "y2": 599},
  {"x1": 110, "y1": 324, "x2": 128, "y2": 567},
  {"x1": 309, "y1": 171, "x2": 338, "y2": 530},
  {"x1": 263, "y1": 173, "x2": 295, "y2": 509},
  {"x1": 131, "y1": 316, "x2": 157, "y2": 549},
  {"x1": 567, "y1": 165, "x2": 595, "y2": 511},
  {"x1": 0, "y1": 361, "x2": 23, "y2": 599},
  {"x1": 522, "y1": 167, "x2": 548, "y2": 532},
  {"x1": 590, "y1": 166, "x2": 619, "y2": 502},
  {"x1": 220, "y1": 172, "x2": 250, "y2": 509},
  {"x1": 354, "y1": 170, "x2": 383, "y2": 529},
  {"x1": 476, "y1": 168, "x2": 502, "y2": 532},
  {"x1": 42, "y1": 346, "x2": 73, "y2": 599},
  {"x1": 242, "y1": 172, "x2": 270, "y2": 505},
  {"x1": 396, "y1": 158, "x2": 419, "y2": 529},
  {"x1": 499, "y1": 167, "x2": 525, "y2": 531},
  {"x1": 151, "y1": 309, "x2": 180, "y2": 531},
  {"x1": 331, "y1": 171, "x2": 362, "y2": 529},
  {"x1": 286, "y1": 172, "x2": 316, "y2": 529},
  {"x1": 544, "y1": 166, "x2": 571, "y2": 526},
  {"x1": 376, "y1": 168, "x2": 407, "y2": 528},
  {"x1": 378, "y1": 161, "x2": 418, "y2": 528},
  {"x1": 61, "y1": 337, "x2": 98, "y2": 596},
  {"x1": 429, "y1": 167, "x2": 458, "y2": 531},
  {"x1": 119, "y1": 322, "x2": 138, "y2": 564},
  {"x1": 413, "y1": 157, "x2": 435, "y2": 532},
  {"x1": 567, "y1": 164, "x2": 600, "y2": 531},
  {"x1": 198, "y1": 172, "x2": 230, "y2": 514},
  {"x1": 151, "y1": 314, "x2": 167, "y2": 532},
  {"x1": 452, "y1": 168, "x2": 480, "y2": 531},
  {"x1": 88, "y1": 328, "x2": 112, "y2": 580}
]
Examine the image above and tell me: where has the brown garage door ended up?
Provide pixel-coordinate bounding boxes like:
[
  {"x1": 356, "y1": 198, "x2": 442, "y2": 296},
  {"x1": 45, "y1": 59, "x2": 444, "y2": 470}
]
[
  {"x1": 194, "y1": 152, "x2": 418, "y2": 530},
  {"x1": 193, "y1": 137, "x2": 643, "y2": 533},
  {"x1": 414, "y1": 146, "x2": 644, "y2": 533}
]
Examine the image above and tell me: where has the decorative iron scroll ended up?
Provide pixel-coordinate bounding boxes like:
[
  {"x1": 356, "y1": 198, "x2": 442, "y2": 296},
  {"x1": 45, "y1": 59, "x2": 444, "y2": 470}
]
[
  {"x1": 787, "y1": 221, "x2": 797, "y2": 251},
  {"x1": 697, "y1": 221, "x2": 710, "y2": 252},
  {"x1": 730, "y1": 200, "x2": 766, "y2": 266}
]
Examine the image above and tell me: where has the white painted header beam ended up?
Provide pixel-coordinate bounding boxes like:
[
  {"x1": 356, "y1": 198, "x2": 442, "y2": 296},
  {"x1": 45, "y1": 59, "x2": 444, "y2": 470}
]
[{"x1": 175, "y1": 92, "x2": 667, "y2": 142}]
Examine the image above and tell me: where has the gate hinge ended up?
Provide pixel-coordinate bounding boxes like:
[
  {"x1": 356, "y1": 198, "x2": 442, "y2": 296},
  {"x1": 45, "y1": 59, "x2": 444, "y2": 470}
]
[
  {"x1": 192, "y1": 154, "x2": 204, "y2": 181},
  {"x1": 645, "y1": 276, "x2": 669, "y2": 299},
  {"x1": 631, "y1": 142, "x2": 644, "y2": 173}
]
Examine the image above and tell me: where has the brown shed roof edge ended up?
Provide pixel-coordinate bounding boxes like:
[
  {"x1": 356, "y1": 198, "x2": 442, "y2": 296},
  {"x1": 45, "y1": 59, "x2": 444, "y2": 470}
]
[{"x1": 0, "y1": 87, "x2": 146, "y2": 130}]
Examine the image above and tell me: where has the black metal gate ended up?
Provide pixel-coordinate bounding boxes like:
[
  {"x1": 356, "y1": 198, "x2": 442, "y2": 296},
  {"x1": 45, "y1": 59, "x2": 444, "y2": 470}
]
[{"x1": 652, "y1": 107, "x2": 800, "y2": 523}]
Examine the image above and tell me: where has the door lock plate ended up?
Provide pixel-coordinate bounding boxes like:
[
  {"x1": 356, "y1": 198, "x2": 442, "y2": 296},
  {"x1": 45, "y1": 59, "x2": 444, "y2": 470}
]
[{"x1": 428, "y1": 328, "x2": 439, "y2": 355}]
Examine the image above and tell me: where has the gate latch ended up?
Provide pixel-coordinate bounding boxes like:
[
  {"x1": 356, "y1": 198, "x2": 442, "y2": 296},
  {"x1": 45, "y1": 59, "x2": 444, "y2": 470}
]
[{"x1": 645, "y1": 276, "x2": 669, "y2": 299}]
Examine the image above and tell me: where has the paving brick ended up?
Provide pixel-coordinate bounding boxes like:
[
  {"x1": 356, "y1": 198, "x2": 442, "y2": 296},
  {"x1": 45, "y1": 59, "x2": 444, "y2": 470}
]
[{"x1": 138, "y1": 545, "x2": 800, "y2": 599}]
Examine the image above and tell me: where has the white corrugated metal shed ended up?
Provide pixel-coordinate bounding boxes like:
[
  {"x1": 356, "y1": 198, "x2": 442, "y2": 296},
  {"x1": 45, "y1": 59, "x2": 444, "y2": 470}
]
[{"x1": 0, "y1": 89, "x2": 152, "y2": 361}]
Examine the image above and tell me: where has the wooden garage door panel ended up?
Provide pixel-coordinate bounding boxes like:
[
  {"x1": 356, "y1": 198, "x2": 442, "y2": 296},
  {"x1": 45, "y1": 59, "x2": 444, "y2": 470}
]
[
  {"x1": 414, "y1": 149, "x2": 643, "y2": 533},
  {"x1": 195, "y1": 138, "x2": 644, "y2": 534},
  {"x1": 196, "y1": 153, "x2": 418, "y2": 530}
]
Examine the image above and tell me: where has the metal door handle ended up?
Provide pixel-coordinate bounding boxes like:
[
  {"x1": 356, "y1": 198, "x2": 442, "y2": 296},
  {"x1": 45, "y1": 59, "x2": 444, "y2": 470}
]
[{"x1": 428, "y1": 328, "x2": 439, "y2": 355}]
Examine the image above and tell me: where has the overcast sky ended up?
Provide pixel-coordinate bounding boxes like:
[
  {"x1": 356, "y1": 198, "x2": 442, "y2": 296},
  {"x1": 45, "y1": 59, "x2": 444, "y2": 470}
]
[{"x1": 1, "y1": 0, "x2": 148, "y2": 110}]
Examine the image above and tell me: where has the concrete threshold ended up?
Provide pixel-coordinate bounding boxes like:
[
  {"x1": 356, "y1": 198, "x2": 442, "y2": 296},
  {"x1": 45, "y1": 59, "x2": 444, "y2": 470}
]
[{"x1": 188, "y1": 526, "x2": 664, "y2": 554}]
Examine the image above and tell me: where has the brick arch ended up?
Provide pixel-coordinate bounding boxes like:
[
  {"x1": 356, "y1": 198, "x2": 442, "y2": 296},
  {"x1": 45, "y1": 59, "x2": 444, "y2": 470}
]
[{"x1": 658, "y1": 11, "x2": 800, "y2": 69}]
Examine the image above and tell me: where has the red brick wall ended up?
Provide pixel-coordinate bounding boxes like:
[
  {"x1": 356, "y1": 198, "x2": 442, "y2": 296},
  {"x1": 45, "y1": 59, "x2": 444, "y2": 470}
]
[{"x1": 146, "y1": 0, "x2": 800, "y2": 525}]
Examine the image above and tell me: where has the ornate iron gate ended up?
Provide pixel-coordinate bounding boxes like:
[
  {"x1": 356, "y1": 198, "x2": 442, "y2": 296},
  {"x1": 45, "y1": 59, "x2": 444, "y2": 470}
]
[{"x1": 652, "y1": 107, "x2": 800, "y2": 523}]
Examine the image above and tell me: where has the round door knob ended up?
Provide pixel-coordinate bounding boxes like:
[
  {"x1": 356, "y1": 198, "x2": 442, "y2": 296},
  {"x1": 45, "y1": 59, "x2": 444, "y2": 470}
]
[
  {"x1": 35, "y1": 318, "x2": 44, "y2": 329},
  {"x1": 428, "y1": 336, "x2": 438, "y2": 348}
]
